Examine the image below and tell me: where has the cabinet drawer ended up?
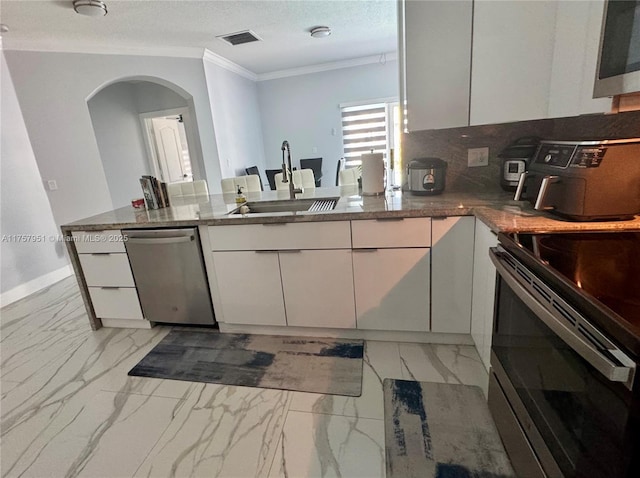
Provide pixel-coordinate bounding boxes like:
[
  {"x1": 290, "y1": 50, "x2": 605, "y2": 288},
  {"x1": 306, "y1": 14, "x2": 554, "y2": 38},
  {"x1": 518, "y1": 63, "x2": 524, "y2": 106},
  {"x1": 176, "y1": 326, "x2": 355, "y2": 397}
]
[
  {"x1": 78, "y1": 253, "x2": 135, "y2": 287},
  {"x1": 351, "y1": 218, "x2": 431, "y2": 248},
  {"x1": 88, "y1": 287, "x2": 144, "y2": 320},
  {"x1": 72, "y1": 230, "x2": 127, "y2": 253},
  {"x1": 209, "y1": 221, "x2": 351, "y2": 251}
]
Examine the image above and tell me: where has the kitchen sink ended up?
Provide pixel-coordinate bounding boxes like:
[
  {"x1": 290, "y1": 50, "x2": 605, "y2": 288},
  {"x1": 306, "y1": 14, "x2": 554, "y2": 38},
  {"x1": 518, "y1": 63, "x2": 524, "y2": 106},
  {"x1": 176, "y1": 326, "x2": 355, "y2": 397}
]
[{"x1": 230, "y1": 197, "x2": 339, "y2": 215}]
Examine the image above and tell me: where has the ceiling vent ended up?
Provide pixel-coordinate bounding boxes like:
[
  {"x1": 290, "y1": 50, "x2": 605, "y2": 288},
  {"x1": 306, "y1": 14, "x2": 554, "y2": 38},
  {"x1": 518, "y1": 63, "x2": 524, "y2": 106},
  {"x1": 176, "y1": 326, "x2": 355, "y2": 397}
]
[{"x1": 217, "y1": 30, "x2": 262, "y2": 46}]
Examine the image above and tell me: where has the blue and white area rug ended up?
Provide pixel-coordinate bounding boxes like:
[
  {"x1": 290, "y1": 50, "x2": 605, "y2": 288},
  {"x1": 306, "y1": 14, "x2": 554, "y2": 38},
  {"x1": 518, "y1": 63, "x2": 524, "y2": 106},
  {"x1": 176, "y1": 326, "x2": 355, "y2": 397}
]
[
  {"x1": 129, "y1": 330, "x2": 364, "y2": 396},
  {"x1": 384, "y1": 379, "x2": 515, "y2": 478}
]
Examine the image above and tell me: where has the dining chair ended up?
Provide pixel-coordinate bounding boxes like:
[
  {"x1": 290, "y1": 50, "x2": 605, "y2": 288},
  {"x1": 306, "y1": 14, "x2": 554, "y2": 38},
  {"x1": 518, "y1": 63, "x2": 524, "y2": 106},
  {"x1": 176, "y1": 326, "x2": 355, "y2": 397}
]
[
  {"x1": 265, "y1": 169, "x2": 281, "y2": 190},
  {"x1": 244, "y1": 166, "x2": 264, "y2": 191},
  {"x1": 274, "y1": 169, "x2": 316, "y2": 190},
  {"x1": 335, "y1": 158, "x2": 345, "y2": 186},
  {"x1": 166, "y1": 180, "x2": 209, "y2": 201},
  {"x1": 299, "y1": 158, "x2": 323, "y2": 187},
  {"x1": 220, "y1": 175, "x2": 262, "y2": 194},
  {"x1": 338, "y1": 167, "x2": 361, "y2": 186}
]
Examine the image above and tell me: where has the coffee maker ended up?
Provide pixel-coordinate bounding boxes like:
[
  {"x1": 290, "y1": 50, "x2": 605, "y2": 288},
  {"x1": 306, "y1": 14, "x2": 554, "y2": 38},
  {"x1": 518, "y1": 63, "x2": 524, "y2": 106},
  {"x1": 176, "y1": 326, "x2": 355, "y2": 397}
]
[{"x1": 499, "y1": 136, "x2": 540, "y2": 191}]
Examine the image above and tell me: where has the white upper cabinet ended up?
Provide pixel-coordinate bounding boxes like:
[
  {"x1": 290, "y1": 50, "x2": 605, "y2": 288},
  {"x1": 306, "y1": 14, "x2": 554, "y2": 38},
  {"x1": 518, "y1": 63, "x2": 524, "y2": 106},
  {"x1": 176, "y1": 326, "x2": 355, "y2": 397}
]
[
  {"x1": 400, "y1": 0, "x2": 611, "y2": 131},
  {"x1": 400, "y1": 0, "x2": 472, "y2": 131},
  {"x1": 470, "y1": 0, "x2": 557, "y2": 126},
  {"x1": 547, "y1": 0, "x2": 612, "y2": 117}
]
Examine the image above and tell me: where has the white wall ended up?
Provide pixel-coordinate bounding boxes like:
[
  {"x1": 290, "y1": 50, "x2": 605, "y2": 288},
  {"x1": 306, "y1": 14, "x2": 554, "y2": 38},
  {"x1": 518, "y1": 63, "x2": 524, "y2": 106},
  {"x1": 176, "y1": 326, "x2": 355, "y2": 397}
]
[
  {"x1": 257, "y1": 59, "x2": 398, "y2": 186},
  {"x1": 4, "y1": 50, "x2": 223, "y2": 226},
  {"x1": 1, "y1": 52, "x2": 70, "y2": 297},
  {"x1": 87, "y1": 82, "x2": 151, "y2": 208},
  {"x1": 203, "y1": 59, "x2": 266, "y2": 181},
  {"x1": 134, "y1": 82, "x2": 189, "y2": 114}
]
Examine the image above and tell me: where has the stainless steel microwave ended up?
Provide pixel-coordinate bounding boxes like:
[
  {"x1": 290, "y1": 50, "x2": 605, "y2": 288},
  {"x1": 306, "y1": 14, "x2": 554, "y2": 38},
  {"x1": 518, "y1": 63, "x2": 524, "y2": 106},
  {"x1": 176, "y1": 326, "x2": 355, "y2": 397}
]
[{"x1": 594, "y1": 0, "x2": 640, "y2": 97}]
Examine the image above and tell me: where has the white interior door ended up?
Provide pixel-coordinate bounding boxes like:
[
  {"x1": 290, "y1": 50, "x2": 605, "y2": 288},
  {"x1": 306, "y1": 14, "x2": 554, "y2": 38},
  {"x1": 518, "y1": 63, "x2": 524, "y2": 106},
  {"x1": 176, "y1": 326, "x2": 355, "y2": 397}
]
[{"x1": 151, "y1": 117, "x2": 191, "y2": 183}]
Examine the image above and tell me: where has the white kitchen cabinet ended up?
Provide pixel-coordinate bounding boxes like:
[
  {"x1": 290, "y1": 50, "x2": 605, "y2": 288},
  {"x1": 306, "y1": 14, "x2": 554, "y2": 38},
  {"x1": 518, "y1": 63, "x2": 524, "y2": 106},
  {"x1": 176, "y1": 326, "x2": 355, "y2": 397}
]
[
  {"x1": 208, "y1": 221, "x2": 351, "y2": 251},
  {"x1": 547, "y1": 0, "x2": 612, "y2": 118},
  {"x1": 470, "y1": 0, "x2": 557, "y2": 126},
  {"x1": 353, "y1": 248, "x2": 430, "y2": 332},
  {"x1": 401, "y1": 0, "x2": 609, "y2": 130},
  {"x1": 74, "y1": 230, "x2": 148, "y2": 328},
  {"x1": 431, "y1": 217, "x2": 475, "y2": 334},
  {"x1": 210, "y1": 224, "x2": 356, "y2": 329},
  {"x1": 470, "y1": 220, "x2": 498, "y2": 372},
  {"x1": 399, "y1": 0, "x2": 472, "y2": 131},
  {"x1": 351, "y1": 218, "x2": 431, "y2": 248},
  {"x1": 212, "y1": 251, "x2": 286, "y2": 326},
  {"x1": 72, "y1": 230, "x2": 127, "y2": 253},
  {"x1": 78, "y1": 253, "x2": 135, "y2": 287},
  {"x1": 279, "y1": 249, "x2": 356, "y2": 329},
  {"x1": 88, "y1": 287, "x2": 144, "y2": 320}
]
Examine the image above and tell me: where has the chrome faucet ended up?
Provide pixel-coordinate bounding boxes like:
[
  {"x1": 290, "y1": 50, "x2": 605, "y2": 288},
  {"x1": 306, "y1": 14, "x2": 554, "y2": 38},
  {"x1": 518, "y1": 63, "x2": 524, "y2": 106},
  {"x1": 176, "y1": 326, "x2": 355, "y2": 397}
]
[{"x1": 281, "y1": 140, "x2": 302, "y2": 199}]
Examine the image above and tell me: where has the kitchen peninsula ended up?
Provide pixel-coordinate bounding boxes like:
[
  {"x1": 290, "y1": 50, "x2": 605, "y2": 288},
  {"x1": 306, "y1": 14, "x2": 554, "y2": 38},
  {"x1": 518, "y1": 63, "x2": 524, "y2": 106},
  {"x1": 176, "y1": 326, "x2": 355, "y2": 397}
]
[{"x1": 61, "y1": 186, "x2": 640, "y2": 370}]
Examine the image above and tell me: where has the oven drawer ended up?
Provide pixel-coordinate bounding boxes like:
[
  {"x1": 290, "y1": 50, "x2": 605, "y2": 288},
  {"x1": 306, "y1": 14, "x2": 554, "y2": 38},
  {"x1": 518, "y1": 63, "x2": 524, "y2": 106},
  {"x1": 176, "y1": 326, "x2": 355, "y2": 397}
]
[{"x1": 488, "y1": 372, "x2": 547, "y2": 478}]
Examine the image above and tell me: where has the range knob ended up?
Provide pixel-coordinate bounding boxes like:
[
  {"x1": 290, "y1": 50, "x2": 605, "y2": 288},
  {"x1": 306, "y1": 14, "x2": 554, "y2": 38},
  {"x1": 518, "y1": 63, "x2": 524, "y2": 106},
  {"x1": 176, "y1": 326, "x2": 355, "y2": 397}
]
[{"x1": 544, "y1": 154, "x2": 553, "y2": 163}]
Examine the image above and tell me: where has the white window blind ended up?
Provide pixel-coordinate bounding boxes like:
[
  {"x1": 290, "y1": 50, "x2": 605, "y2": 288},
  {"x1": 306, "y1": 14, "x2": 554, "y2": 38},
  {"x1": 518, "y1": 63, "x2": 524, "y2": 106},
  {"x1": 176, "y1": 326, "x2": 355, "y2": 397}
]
[{"x1": 341, "y1": 103, "x2": 389, "y2": 165}]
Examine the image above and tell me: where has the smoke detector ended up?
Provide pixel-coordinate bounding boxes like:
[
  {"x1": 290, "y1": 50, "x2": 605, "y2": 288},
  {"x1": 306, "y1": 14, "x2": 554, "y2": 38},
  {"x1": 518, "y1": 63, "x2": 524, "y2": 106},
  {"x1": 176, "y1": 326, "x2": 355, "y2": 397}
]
[{"x1": 73, "y1": 0, "x2": 108, "y2": 17}]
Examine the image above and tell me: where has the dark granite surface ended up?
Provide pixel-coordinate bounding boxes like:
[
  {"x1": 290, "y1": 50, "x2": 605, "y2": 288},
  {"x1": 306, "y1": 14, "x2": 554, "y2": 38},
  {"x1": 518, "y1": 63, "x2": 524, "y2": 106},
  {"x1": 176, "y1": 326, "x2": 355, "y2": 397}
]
[{"x1": 61, "y1": 185, "x2": 640, "y2": 234}]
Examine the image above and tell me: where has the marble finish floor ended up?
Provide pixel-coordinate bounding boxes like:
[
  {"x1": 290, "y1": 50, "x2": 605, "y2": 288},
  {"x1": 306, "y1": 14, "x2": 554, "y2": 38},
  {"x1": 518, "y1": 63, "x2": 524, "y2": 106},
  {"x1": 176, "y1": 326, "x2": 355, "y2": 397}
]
[{"x1": 1, "y1": 277, "x2": 489, "y2": 478}]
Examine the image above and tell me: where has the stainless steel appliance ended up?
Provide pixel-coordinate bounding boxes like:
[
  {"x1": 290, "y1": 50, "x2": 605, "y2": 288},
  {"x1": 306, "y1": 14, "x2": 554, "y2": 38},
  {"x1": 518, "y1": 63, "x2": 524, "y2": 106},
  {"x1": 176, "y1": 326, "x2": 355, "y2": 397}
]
[
  {"x1": 515, "y1": 138, "x2": 640, "y2": 221},
  {"x1": 489, "y1": 231, "x2": 640, "y2": 478},
  {"x1": 499, "y1": 136, "x2": 540, "y2": 191},
  {"x1": 407, "y1": 157, "x2": 447, "y2": 195},
  {"x1": 594, "y1": 0, "x2": 640, "y2": 97},
  {"x1": 124, "y1": 227, "x2": 215, "y2": 325}
]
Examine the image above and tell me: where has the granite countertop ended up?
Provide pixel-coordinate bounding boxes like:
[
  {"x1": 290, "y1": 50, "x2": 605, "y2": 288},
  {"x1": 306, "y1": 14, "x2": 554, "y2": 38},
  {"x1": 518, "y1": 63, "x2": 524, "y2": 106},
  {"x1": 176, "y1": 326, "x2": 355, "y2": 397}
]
[{"x1": 61, "y1": 186, "x2": 640, "y2": 233}]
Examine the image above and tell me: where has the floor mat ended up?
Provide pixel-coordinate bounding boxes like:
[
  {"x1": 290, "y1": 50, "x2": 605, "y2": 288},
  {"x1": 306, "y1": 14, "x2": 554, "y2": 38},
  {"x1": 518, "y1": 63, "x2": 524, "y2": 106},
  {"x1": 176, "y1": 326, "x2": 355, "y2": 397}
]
[
  {"x1": 129, "y1": 330, "x2": 364, "y2": 396},
  {"x1": 384, "y1": 379, "x2": 514, "y2": 478}
]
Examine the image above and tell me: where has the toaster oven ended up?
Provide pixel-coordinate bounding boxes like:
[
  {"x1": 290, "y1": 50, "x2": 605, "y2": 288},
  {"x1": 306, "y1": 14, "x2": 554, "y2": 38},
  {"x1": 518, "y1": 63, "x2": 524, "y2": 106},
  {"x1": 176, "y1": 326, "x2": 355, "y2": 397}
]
[{"x1": 515, "y1": 138, "x2": 640, "y2": 221}]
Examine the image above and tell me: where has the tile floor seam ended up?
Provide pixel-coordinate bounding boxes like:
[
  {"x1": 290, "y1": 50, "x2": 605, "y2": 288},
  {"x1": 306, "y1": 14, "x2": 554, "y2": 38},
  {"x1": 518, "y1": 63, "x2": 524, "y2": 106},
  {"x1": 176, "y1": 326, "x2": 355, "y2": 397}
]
[
  {"x1": 286, "y1": 408, "x2": 384, "y2": 420},
  {"x1": 264, "y1": 391, "x2": 294, "y2": 478}
]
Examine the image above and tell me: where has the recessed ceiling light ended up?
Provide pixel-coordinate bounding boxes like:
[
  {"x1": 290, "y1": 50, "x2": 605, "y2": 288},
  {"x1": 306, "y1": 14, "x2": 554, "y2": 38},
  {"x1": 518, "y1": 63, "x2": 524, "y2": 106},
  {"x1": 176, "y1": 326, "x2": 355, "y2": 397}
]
[
  {"x1": 73, "y1": 0, "x2": 108, "y2": 17},
  {"x1": 310, "y1": 26, "x2": 331, "y2": 39}
]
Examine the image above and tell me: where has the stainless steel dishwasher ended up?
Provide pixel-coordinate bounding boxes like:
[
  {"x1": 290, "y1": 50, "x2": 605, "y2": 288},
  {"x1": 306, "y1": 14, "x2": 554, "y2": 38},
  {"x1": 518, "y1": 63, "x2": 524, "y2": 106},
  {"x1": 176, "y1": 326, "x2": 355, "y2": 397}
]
[{"x1": 123, "y1": 228, "x2": 215, "y2": 325}]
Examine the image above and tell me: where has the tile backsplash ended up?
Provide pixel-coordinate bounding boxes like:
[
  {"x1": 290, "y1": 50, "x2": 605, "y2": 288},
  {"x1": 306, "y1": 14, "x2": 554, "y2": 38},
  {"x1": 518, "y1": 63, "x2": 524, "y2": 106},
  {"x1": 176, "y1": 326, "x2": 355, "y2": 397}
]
[{"x1": 400, "y1": 110, "x2": 640, "y2": 194}]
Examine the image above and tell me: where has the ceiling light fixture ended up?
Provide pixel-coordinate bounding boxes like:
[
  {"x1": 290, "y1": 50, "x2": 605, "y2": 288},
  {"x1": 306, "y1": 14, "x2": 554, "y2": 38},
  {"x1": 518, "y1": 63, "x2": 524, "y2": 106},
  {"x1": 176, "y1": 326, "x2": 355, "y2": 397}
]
[
  {"x1": 310, "y1": 26, "x2": 331, "y2": 39},
  {"x1": 0, "y1": 24, "x2": 9, "y2": 33},
  {"x1": 73, "y1": 0, "x2": 108, "y2": 17}
]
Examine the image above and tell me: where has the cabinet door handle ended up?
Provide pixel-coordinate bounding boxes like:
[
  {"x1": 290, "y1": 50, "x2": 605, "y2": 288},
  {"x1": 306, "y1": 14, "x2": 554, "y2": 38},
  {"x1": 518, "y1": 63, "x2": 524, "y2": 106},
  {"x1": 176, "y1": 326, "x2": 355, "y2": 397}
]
[
  {"x1": 431, "y1": 217, "x2": 449, "y2": 221},
  {"x1": 255, "y1": 250, "x2": 279, "y2": 254},
  {"x1": 90, "y1": 252, "x2": 111, "y2": 256},
  {"x1": 278, "y1": 249, "x2": 302, "y2": 253},
  {"x1": 262, "y1": 223, "x2": 287, "y2": 226},
  {"x1": 353, "y1": 248, "x2": 378, "y2": 252},
  {"x1": 376, "y1": 217, "x2": 404, "y2": 221},
  {"x1": 100, "y1": 286, "x2": 121, "y2": 290}
]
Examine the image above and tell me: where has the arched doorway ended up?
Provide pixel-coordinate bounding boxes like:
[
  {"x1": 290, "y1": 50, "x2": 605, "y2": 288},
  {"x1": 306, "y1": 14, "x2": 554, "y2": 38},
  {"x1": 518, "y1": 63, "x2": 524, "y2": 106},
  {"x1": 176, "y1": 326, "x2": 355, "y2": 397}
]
[{"x1": 87, "y1": 77, "x2": 207, "y2": 208}]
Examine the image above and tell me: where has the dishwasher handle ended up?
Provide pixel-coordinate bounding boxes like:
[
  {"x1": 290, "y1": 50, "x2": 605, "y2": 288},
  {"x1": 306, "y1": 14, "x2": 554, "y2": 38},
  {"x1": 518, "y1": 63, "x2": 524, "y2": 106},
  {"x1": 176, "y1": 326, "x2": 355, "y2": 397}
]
[{"x1": 126, "y1": 235, "x2": 194, "y2": 245}]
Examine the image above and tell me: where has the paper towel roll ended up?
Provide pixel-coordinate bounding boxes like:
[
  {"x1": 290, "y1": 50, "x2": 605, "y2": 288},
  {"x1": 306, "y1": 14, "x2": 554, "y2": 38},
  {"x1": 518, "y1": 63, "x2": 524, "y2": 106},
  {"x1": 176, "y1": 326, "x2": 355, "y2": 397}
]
[{"x1": 361, "y1": 153, "x2": 385, "y2": 195}]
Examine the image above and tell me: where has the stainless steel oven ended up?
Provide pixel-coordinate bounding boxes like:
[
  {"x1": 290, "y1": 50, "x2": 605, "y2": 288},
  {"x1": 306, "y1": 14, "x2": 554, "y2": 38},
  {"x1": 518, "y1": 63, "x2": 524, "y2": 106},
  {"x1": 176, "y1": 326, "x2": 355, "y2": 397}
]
[{"x1": 488, "y1": 232, "x2": 640, "y2": 478}]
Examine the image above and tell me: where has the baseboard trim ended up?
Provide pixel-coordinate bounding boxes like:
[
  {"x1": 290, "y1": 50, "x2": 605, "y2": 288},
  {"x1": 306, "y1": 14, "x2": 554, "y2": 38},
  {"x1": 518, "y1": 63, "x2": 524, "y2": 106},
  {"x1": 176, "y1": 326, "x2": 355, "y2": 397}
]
[{"x1": 1, "y1": 265, "x2": 73, "y2": 307}]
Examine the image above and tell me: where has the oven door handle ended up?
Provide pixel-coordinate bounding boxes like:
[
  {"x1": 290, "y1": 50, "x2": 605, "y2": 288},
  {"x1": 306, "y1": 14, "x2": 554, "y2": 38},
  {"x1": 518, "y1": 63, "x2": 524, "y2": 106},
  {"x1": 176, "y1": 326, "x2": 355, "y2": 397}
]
[{"x1": 490, "y1": 250, "x2": 635, "y2": 386}]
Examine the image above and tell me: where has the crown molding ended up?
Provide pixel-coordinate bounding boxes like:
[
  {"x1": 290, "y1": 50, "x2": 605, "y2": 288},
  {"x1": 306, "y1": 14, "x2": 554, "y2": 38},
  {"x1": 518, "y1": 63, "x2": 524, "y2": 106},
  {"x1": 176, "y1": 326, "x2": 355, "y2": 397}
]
[
  {"x1": 202, "y1": 49, "x2": 257, "y2": 81},
  {"x1": 0, "y1": 40, "x2": 205, "y2": 59},
  {"x1": 257, "y1": 51, "x2": 398, "y2": 82}
]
